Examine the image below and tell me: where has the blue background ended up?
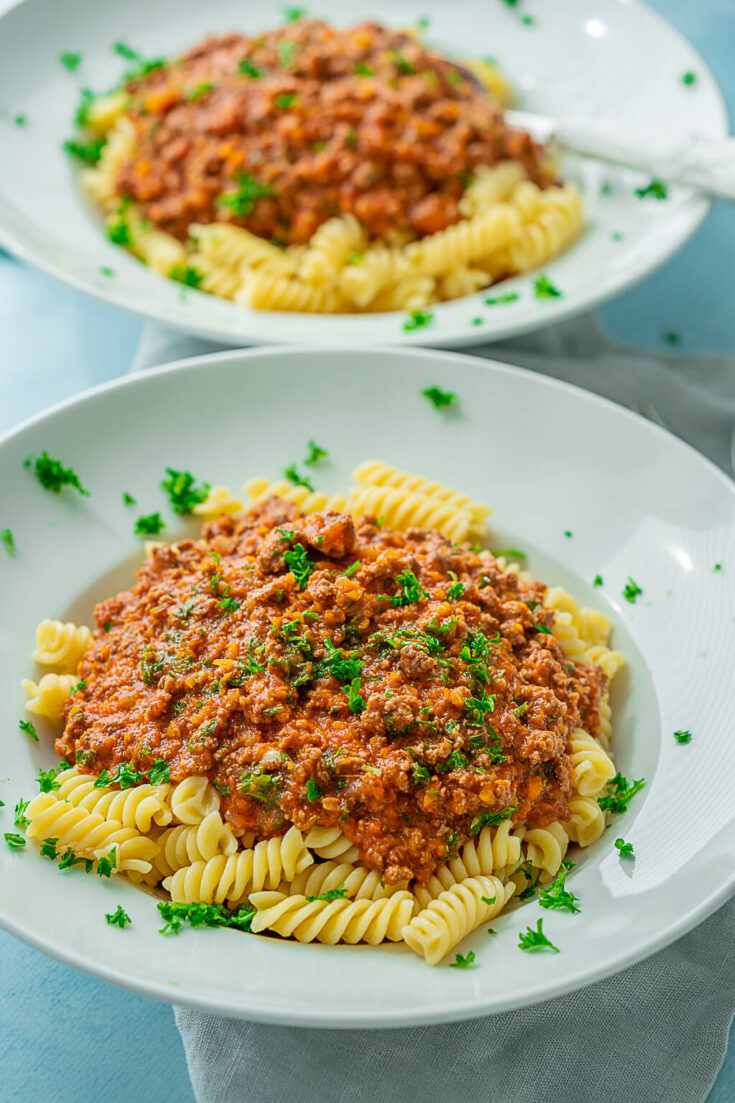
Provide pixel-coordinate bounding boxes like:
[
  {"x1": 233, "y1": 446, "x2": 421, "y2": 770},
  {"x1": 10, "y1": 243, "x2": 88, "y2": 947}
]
[{"x1": 0, "y1": 2, "x2": 733, "y2": 1100}]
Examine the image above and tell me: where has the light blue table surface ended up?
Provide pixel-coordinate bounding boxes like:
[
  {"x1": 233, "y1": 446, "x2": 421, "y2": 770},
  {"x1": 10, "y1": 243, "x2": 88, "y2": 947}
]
[{"x1": 1, "y1": 2, "x2": 734, "y2": 1101}]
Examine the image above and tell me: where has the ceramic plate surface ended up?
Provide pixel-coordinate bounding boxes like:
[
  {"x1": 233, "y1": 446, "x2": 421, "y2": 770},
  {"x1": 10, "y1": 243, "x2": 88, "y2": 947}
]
[
  {"x1": 0, "y1": 345, "x2": 734, "y2": 1026},
  {"x1": 0, "y1": 0, "x2": 728, "y2": 347}
]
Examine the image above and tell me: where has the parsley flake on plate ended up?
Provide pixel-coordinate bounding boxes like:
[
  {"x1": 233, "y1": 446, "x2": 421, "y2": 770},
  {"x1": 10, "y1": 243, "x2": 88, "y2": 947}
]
[
  {"x1": 403, "y1": 308, "x2": 434, "y2": 333},
  {"x1": 36, "y1": 766, "x2": 61, "y2": 792},
  {"x1": 306, "y1": 885, "x2": 348, "y2": 902},
  {"x1": 635, "y1": 178, "x2": 668, "y2": 200},
  {"x1": 673, "y1": 729, "x2": 692, "y2": 745},
  {"x1": 681, "y1": 71, "x2": 697, "y2": 85},
  {"x1": 13, "y1": 798, "x2": 30, "y2": 829},
  {"x1": 40, "y1": 837, "x2": 58, "y2": 860},
  {"x1": 518, "y1": 918, "x2": 559, "y2": 953},
  {"x1": 622, "y1": 577, "x2": 642, "y2": 603},
  {"x1": 96, "y1": 848, "x2": 117, "y2": 878},
  {"x1": 19, "y1": 718, "x2": 38, "y2": 742},
  {"x1": 283, "y1": 6, "x2": 307, "y2": 21},
  {"x1": 533, "y1": 274, "x2": 561, "y2": 299},
  {"x1": 158, "y1": 900, "x2": 255, "y2": 935},
  {"x1": 283, "y1": 463, "x2": 314, "y2": 491},
  {"x1": 59, "y1": 52, "x2": 83, "y2": 71},
  {"x1": 105, "y1": 905, "x2": 132, "y2": 928},
  {"x1": 598, "y1": 772, "x2": 646, "y2": 814},
  {"x1": 304, "y1": 440, "x2": 328, "y2": 466},
  {"x1": 593, "y1": 574, "x2": 603, "y2": 587},
  {"x1": 63, "y1": 136, "x2": 106, "y2": 164},
  {"x1": 450, "y1": 950, "x2": 476, "y2": 969},
  {"x1": 134, "y1": 511, "x2": 165, "y2": 536},
  {"x1": 4, "y1": 832, "x2": 26, "y2": 851},
  {"x1": 24, "y1": 451, "x2": 89, "y2": 495},
  {"x1": 538, "y1": 861, "x2": 580, "y2": 914},
  {"x1": 169, "y1": 265, "x2": 203, "y2": 289},
  {"x1": 485, "y1": 291, "x2": 519, "y2": 305},
  {"x1": 614, "y1": 838, "x2": 635, "y2": 859},
  {"x1": 1, "y1": 528, "x2": 14, "y2": 555},
  {"x1": 421, "y1": 384, "x2": 456, "y2": 409},
  {"x1": 160, "y1": 467, "x2": 209, "y2": 514}
]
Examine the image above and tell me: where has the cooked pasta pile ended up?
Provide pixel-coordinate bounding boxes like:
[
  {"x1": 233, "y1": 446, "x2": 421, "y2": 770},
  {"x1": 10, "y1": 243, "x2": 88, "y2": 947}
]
[
  {"x1": 22, "y1": 460, "x2": 623, "y2": 965},
  {"x1": 69, "y1": 19, "x2": 584, "y2": 314}
]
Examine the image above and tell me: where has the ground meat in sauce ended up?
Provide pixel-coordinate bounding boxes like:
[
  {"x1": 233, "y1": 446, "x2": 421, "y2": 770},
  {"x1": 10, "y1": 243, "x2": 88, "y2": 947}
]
[
  {"x1": 58, "y1": 502, "x2": 607, "y2": 884},
  {"x1": 113, "y1": 20, "x2": 553, "y2": 244}
]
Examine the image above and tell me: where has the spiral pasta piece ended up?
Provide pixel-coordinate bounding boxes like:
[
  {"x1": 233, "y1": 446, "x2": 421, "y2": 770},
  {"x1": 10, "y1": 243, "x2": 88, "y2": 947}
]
[
  {"x1": 82, "y1": 89, "x2": 128, "y2": 134},
  {"x1": 250, "y1": 890, "x2": 416, "y2": 944},
  {"x1": 154, "y1": 813, "x2": 238, "y2": 877},
  {"x1": 347, "y1": 485, "x2": 473, "y2": 544},
  {"x1": 339, "y1": 247, "x2": 414, "y2": 308},
  {"x1": 413, "y1": 821, "x2": 524, "y2": 909},
  {"x1": 402, "y1": 875, "x2": 512, "y2": 965},
  {"x1": 569, "y1": 730, "x2": 616, "y2": 798},
  {"x1": 522, "y1": 820, "x2": 570, "y2": 879},
  {"x1": 187, "y1": 252, "x2": 243, "y2": 300},
  {"x1": 22, "y1": 674, "x2": 77, "y2": 719},
  {"x1": 303, "y1": 826, "x2": 360, "y2": 863},
  {"x1": 438, "y1": 266, "x2": 492, "y2": 301},
  {"x1": 192, "y1": 485, "x2": 244, "y2": 520},
  {"x1": 170, "y1": 777, "x2": 220, "y2": 825},
  {"x1": 237, "y1": 273, "x2": 347, "y2": 313},
  {"x1": 351, "y1": 460, "x2": 491, "y2": 529},
  {"x1": 495, "y1": 182, "x2": 583, "y2": 275},
  {"x1": 81, "y1": 115, "x2": 136, "y2": 207},
  {"x1": 300, "y1": 214, "x2": 365, "y2": 284},
  {"x1": 163, "y1": 826, "x2": 313, "y2": 903},
  {"x1": 191, "y1": 223, "x2": 299, "y2": 277},
  {"x1": 33, "y1": 619, "x2": 92, "y2": 672},
  {"x1": 404, "y1": 204, "x2": 518, "y2": 278},
  {"x1": 285, "y1": 861, "x2": 408, "y2": 901},
  {"x1": 242, "y1": 478, "x2": 348, "y2": 516},
  {"x1": 54, "y1": 767, "x2": 172, "y2": 833},
  {"x1": 26, "y1": 793, "x2": 159, "y2": 873},
  {"x1": 564, "y1": 795, "x2": 606, "y2": 847},
  {"x1": 367, "y1": 277, "x2": 437, "y2": 312},
  {"x1": 458, "y1": 161, "x2": 525, "y2": 217}
]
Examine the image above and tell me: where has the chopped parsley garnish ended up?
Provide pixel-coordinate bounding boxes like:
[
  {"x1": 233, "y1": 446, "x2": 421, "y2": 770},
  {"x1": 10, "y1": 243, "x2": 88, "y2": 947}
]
[
  {"x1": 306, "y1": 776, "x2": 322, "y2": 801},
  {"x1": 278, "y1": 41, "x2": 298, "y2": 67},
  {"x1": 354, "y1": 62, "x2": 374, "y2": 76},
  {"x1": 343, "y1": 676, "x2": 366, "y2": 714},
  {"x1": 490, "y1": 548, "x2": 526, "y2": 559},
  {"x1": 276, "y1": 93, "x2": 298, "y2": 109},
  {"x1": 390, "y1": 49, "x2": 415, "y2": 76},
  {"x1": 663, "y1": 330, "x2": 681, "y2": 345},
  {"x1": 304, "y1": 440, "x2": 328, "y2": 466},
  {"x1": 238, "y1": 58, "x2": 263, "y2": 78},
  {"x1": 74, "y1": 87, "x2": 94, "y2": 127},
  {"x1": 283, "y1": 543, "x2": 315, "y2": 590},
  {"x1": 96, "y1": 848, "x2": 117, "y2": 877},
  {"x1": 449, "y1": 950, "x2": 476, "y2": 969},
  {"x1": 681, "y1": 71, "x2": 697, "y2": 85},
  {"x1": 518, "y1": 918, "x2": 559, "y2": 953},
  {"x1": 403, "y1": 309, "x2": 434, "y2": 333},
  {"x1": 70, "y1": 679, "x2": 87, "y2": 694},
  {"x1": 185, "y1": 82, "x2": 214, "y2": 101},
  {"x1": 239, "y1": 771, "x2": 282, "y2": 807},
  {"x1": 306, "y1": 885, "x2": 348, "y2": 902},
  {"x1": 464, "y1": 689, "x2": 497, "y2": 726},
  {"x1": 122, "y1": 491, "x2": 136, "y2": 507},
  {"x1": 160, "y1": 467, "x2": 209, "y2": 514},
  {"x1": 444, "y1": 830, "x2": 460, "y2": 857},
  {"x1": 13, "y1": 114, "x2": 26, "y2": 126},
  {"x1": 93, "y1": 769, "x2": 112, "y2": 789},
  {"x1": 614, "y1": 838, "x2": 634, "y2": 859},
  {"x1": 635, "y1": 178, "x2": 668, "y2": 200},
  {"x1": 1, "y1": 528, "x2": 14, "y2": 555},
  {"x1": 40, "y1": 837, "x2": 58, "y2": 860},
  {"x1": 158, "y1": 900, "x2": 255, "y2": 935},
  {"x1": 60, "y1": 52, "x2": 82, "y2": 71},
  {"x1": 169, "y1": 264, "x2": 203, "y2": 289},
  {"x1": 447, "y1": 572, "x2": 464, "y2": 600},
  {"x1": 63, "y1": 136, "x2": 107, "y2": 164},
  {"x1": 36, "y1": 766, "x2": 61, "y2": 792},
  {"x1": 673, "y1": 729, "x2": 692, "y2": 745},
  {"x1": 106, "y1": 198, "x2": 131, "y2": 245},
  {"x1": 112, "y1": 41, "x2": 166, "y2": 83},
  {"x1": 4, "y1": 833, "x2": 26, "y2": 851},
  {"x1": 13, "y1": 798, "x2": 30, "y2": 829},
  {"x1": 105, "y1": 905, "x2": 132, "y2": 928},
  {"x1": 283, "y1": 6, "x2": 306, "y2": 21},
  {"x1": 322, "y1": 638, "x2": 363, "y2": 683},
  {"x1": 714, "y1": 563, "x2": 723, "y2": 572},
  {"x1": 470, "y1": 804, "x2": 516, "y2": 835},
  {"x1": 283, "y1": 463, "x2": 314, "y2": 491},
  {"x1": 391, "y1": 568, "x2": 429, "y2": 607},
  {"x1": 58, "y1": 849, "x2": 93, "y2": 872},
  {"x1": 534, "y1": 623, "x2": 552, "y2": 635},
  {"x1": 421, "y1": 384, "x2": 456, "y2": 409},
  {"x1": 611, "y1": 231, "x2": 623, "y2": 242},
  {"x1": 534, "y1": 274, "x2": 561, "y2": 299},
  {"x1": 480, "y1": 895, "x2": 496, "y2": 906},
  {"x1": 19, "y1": 719, "x2": 38, "y2": 742},
  {"x1": 112, "y1": 762, "x2": 144, "y2": 790},
  {"x1": 538, "y1": 863, "x2": 580, "y2": 914},
  {"x1": 485, "y1": 291, "x2": 520, "y2": 305},
  {"x1": 593, "y1": 574, "x2": 603, "y2": 587},
  {"x1": 342, "y1": 561, "x2": 361, "y2": 578},
  {"x1": 622, "y1": 577, "x2": 642, "y2": 603},
  {"x1": 217, "y1": 172, "x2": 273, "y2": 216},
  {"x1": 598, "y1": 772, "x2": 646, "y2": 814},
  {"x1": 24, "y1": 451, "x2": 89, "y2": 496},
  {"x1": 134, "y1": 512, "x2": 165, "y2": 535}
]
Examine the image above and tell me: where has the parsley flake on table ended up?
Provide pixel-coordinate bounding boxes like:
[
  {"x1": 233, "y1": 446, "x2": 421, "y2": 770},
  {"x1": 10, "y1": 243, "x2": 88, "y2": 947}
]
[
  {"x1": 538, "y1": 862, "x2": 580, "y2": 914},
  {"x1": 622, "y1": 577, "x2": 642, "y2": 603},
  {"x1": 24, "y1": 451, "x2": 89, "y2": 495},
  {"x1": 59, "y1": 52, "x2": 83, "y2": 71},
  {"x1": 105, "y1": 905, "x2": 132, "y2": 928},
  {"x1": 635, "y1": 178, "x2": 668, "y2": 200},
  {"x1": 1, "y1": 528, "x2": 14, "y2": 555},
  {"x1": 158, "y1": 900, "x2": 255, "y2": 934},
  {"x1": 160, "y1": 467, "x2": 210, "y2": 514},
  {"x1": 134, "y1": 511, "x2": 165, "y2": 536},
  {"x1": 518, "y1": 918, "x2": 559, "y2": 953},
  {"x1": 470, "y1": 805, "x2": 517, "y2": 835},
  {"x1": 283, "y1": 463, "x2": 314, "y2": 491},
  {"x1": 403, "y1": 308, "x2": 434, "y2": 333},
  {"x1": 533, "y1": 274, "x2": 561, "y2": 299},
  {"x1": 19, "y1": 719, "x2": 38, "y2": 742},
  {"x1": 673, "y1": 729, "x2": 692, "y2": 745},
  {"x1": 421, "y1": 384, "x2": 456, "y2": 409},
  {"x1": 598, "y1": 772, "x2": 646, "y2": 814},
  {"x1": 614, "y1": 838, "x2": 635, "y2": 859},
  {"x1": 450, "y1": 950, "x2": 476, "y2": 969},
  {"x1": 4, "y1": 832, "x2": 26, "y2": 851},
  {"x1": 306, "y1": 885, "x2": 348, "y2": 902}
]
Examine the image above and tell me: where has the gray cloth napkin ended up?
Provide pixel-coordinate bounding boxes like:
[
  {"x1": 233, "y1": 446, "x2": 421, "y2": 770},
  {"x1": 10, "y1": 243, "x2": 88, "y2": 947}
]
[{"x1": 132, "y1": 315, "x2": 735, "y2": 1103}]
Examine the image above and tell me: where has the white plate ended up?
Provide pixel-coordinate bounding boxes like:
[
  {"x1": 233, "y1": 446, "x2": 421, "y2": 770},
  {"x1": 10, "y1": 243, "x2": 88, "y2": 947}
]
[
  {"x1": 0, "y1": 0, "x2": 728, "y2": 348},
  {"x1": 0, "y1": 345, "x2": 734, "y2": 1026}
]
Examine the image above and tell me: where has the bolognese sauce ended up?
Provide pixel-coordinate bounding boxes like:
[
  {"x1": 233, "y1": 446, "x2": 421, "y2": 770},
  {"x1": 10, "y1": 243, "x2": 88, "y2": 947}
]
[
  {"x1": 58, "y1": 502, "x2": 606, "y2": 884},
  {"x1": 115, "y1": 19, "x2": 551, "y2": 244}
]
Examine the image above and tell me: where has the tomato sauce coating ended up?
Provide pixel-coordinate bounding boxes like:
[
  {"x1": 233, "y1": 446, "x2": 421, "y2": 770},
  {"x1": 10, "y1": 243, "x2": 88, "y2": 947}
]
[
  {"x1": 115, "y1": 20, "x2": 552, "y2": 244},
  {"x1": 58, "y1": 502, "x2": 606, "y2": 884}
]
